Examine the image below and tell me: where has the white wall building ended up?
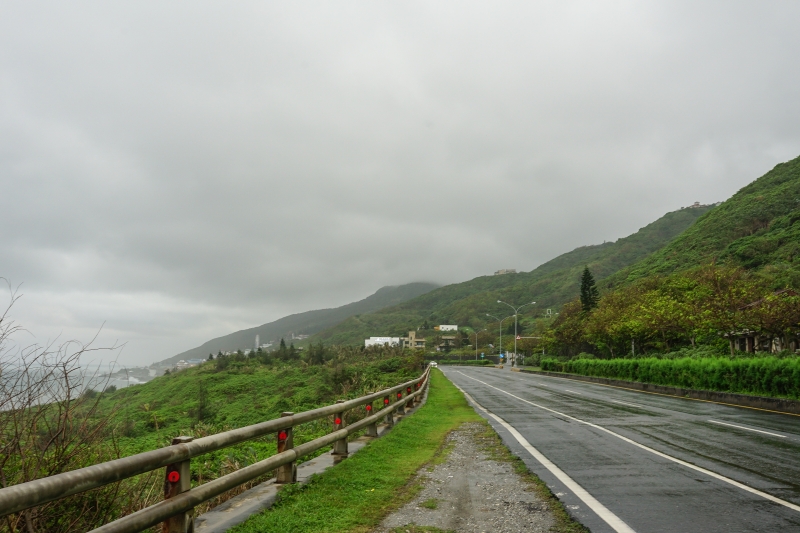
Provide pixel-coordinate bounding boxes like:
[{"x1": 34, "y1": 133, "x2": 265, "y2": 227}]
[
  {"x1": 365, "y1": 337, "x2": 400, "y2": 347},
  {"x1": 436, "y1": 325, "x2": 458, "y2": 331}
]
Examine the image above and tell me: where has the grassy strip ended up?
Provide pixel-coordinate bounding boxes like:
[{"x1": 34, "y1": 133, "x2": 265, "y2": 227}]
[
  {"x1": 231, "y1": 369, "x2": 481, "y2": 533},
  {"x1": 542, "y1": 356, "x2": 800, "y2": 399},
  {"x1": 232, "y1": 369, "x2": 588, "y2": 533}
]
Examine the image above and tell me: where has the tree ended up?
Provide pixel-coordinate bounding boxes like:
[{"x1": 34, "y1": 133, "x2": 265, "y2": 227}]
[
  {"x1": 580, "y1": 266, "x2": 600, "y2": 312},
  {"x1": 208, "y1": 352, "x2": 214, "y2": 360}
]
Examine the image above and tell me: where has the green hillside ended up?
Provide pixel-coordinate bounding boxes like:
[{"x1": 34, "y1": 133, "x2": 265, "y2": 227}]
[
  {"x1": 160, "y1": 282, "x2": 439, "y2": 364},
  {"x1": 609, "y1": 155, "x2": 800, "y2": 289},
  {"x1": 312, "y1": 207, "x2": 712, "y2": 345}
]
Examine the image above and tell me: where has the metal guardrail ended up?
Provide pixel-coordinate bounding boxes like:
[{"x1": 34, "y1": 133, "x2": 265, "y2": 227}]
[{"x1": 0, "y1": 367, "x2": 431, "y2": 533}]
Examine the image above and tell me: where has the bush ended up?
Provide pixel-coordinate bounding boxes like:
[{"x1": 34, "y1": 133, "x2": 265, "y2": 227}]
[
  {"x1": 542, "y1": 356, "x2": 800, "y2": 398},
  {"x1": 437, "y1": 359, "x2": 493, "y2": 366}
]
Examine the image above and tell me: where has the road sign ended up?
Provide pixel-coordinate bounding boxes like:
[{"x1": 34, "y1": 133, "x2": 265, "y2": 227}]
[
  {"x1": 516, "y1": 335, "x2": 521, "y2": 340},
  {"x1": 480, "y1": 353, "x2": 484, "y2": 358}
]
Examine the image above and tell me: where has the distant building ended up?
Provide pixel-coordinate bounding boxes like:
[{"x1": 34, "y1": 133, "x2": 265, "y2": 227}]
[
  {"x1": 400, "y1": 331, "x2": 426, "y2": 350},
  {"x1": 434, "y1": 325, "x2": 458, "y2": 331},
  {"x1": 365, "y1": 337, "x2": 400, "y2": 348},
  {"x1": 494, "y1": 269, "x2": 517, "y2": 275},
  {"x1": 291, "y1": 333, "x2": 310, "y2": 340},
  {"x1": 683, "y1": 201, "x2": 716, "y2": 209},
  {"x1": 175, "y1": 359, "x2": 201, "y2": 371},
  {"x1": 436, "y1": 336, "x2": 457, "y2": 352}
]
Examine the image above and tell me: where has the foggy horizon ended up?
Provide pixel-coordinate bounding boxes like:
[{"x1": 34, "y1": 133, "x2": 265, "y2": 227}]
[{"x1": 2, "y1": 2, "x2": 799, "y2": 365}]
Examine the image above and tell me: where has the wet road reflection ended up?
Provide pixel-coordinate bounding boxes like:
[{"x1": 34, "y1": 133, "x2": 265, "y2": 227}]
[{"x1": 442, "y1": 366, "x2": 800, "y2": 533}]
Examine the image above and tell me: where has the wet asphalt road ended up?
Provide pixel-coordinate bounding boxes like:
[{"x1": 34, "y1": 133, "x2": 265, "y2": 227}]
[{"x1": 440, "y1": 366, "x2": 800, "y2": 533}]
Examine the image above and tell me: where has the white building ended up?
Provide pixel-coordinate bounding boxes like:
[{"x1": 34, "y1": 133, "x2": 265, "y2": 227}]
[
  {"x1": 365, "y1": 337, "x2": 400, "y2": 347},
  {"x1": 435, "y1": 325, "x2": 458, "y2": 331}
]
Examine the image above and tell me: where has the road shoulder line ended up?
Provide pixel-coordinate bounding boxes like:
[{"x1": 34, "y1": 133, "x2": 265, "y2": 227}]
[
  {"x1": 450, "y1": 382, "x2": 637, "y2": 533},
  {"x1": 453, "y1": 370, "x2": 800, "y2": 514}
]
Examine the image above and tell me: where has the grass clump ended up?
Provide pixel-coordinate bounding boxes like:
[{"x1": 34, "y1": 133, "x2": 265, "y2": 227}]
[{"x1": 420, "y1": 498, "x2": 439, "y2": 510}]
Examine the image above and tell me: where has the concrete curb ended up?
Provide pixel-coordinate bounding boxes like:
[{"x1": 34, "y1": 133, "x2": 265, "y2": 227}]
[
  {"x1": 195, "y1": 385, "x2": 431, "y2": 532},
  {"x1": 518, "y1": 369, "x2": 800, "y2": 415}
]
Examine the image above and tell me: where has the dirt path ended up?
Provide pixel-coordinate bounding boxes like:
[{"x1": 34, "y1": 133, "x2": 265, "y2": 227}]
[{"x1": 374, "y1": 422, "x2": 556, "y2": 533}]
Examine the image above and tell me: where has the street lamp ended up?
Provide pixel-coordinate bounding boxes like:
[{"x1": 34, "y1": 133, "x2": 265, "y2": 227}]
[
  {"x1": 471, "y1": 328, "x2": 487, "y2": 360},
  {"x1": 486, "y1": 313, "x2": 514, "y2": 364},
  {"x1": 497, "y1": 300, "x2": 536, "y2": 367}
]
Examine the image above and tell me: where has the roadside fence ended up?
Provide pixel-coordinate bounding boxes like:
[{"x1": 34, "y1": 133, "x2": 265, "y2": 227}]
[{"x1": 0, "y1": 367, "x2": 431, "y2": 533}]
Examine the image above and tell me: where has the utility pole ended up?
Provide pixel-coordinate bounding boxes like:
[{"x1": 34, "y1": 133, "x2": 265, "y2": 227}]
[
  {"x1": 473, "y1": 328, "x2": 486, "y2": 360},
  {"x1": 497, "y1": 300, "x2": 536, "y2": 367},
  {"x1": 486, "y1": 314, "x2": 514, "y2": 364}
]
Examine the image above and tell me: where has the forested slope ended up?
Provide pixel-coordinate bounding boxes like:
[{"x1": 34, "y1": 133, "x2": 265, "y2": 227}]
[
  {"x1": 608, "y1": 155, "x2": 800, "y2": 289},
  {"x1": 312, "y1": 206, "x2": 711, "y2": 345}
]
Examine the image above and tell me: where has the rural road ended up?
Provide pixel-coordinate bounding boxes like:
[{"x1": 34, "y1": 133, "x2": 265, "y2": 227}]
[{"x1": 441, "y1": 366, "x2": 800, "y2": 533}]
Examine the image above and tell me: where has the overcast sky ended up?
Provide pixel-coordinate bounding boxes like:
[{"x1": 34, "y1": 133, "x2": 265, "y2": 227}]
[{"x1": 2, "y1": 1, "x2": 799, "y2": 365}]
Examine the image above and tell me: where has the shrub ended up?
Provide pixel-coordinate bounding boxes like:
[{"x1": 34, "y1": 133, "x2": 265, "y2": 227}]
[{"x1": 543, "y1": 356, "x2": 800, "y2": 398}]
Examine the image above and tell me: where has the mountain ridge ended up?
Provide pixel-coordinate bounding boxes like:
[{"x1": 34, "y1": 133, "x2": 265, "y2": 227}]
[
  {"x1": 157, "y1": 282, "x2": 440, "y2": 365},
  {"x1": 310, "y1": 205, "x2": 713, "y2": 345},
  {"x1": 606, "y1": 155, "x2": 800, "y2": 289}
]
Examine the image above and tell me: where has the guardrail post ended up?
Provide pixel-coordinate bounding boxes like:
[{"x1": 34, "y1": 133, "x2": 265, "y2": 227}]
[
  {"x1": 396, "y1": 390, "x2": 406, "y2": 415},
  {"x1": 406, "y1": 386, "x2": 414, "y2": 409},
  {"x1": 414, "y1": 382, "x2": 423, "y2": 404},
  {"x1": 365, "y1": 395, "x2": 378, "y2": 437},
  {"x1": 332, "y1": 400, "x2": 348, "y2": 463},
  {"x1": 276, "y1": 412, "x2": 296, "y2": 483},
  {"x1": 383, "y1": 395, "x2": 394, "y2": 427},
  {"x1": 163, "y1": 436, "x2": 193, "y2": 533}
]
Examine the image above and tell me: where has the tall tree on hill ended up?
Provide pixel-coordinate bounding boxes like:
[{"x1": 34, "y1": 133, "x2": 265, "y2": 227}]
[{"x1": 580, "y1": 266, "x2": 600, "y2": 312}]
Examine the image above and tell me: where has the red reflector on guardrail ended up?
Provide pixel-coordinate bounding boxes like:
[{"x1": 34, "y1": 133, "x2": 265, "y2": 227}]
[
  {"x1": 366, "y1": 405, "x2": 372, "y2": 411},
  {"x1": 278, "y1": 431, "x2": 287, "y2": 440},
  {"x1": 407, "y1": 387, "x2": 412, "y2": 393},
  {"x1": 167, "y1": 471, "x2": 180, "y2": 483},
  {"x1": 397, "y1": 392, "x2": 402, "y2": 398},
  {"x1": 384, "y1": 398, "x2": 390, "y2": 404},
  {"x1": 334, "y1": 417, "x2": 341, "y2": 425}
]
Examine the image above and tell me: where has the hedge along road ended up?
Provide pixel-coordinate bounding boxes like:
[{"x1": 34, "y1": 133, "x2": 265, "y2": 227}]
[{"x1": 441, "y1": 366, "x2": 800, "y2": 533}]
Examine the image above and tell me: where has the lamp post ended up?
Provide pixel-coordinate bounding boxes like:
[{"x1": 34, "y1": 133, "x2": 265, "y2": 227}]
[
  {"x1": 472, "y1": 328, "x2": 487, "y2": 360},
  {"x1": 497, "y1": 300, "x2": 536, "y2": 367},
  {"x1": 486, "y1": 314, "x2": 514, "y2": 364}
]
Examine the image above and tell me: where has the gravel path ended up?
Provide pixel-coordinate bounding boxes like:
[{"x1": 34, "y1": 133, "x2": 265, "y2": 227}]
[{"x1": 374, "y1": 422, "x2": 555, "y2": 533}]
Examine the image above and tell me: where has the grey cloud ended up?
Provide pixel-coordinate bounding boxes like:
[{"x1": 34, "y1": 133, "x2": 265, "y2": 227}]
[{"x1": 2, "y1": 1, "x2": 799, "y2": 363}]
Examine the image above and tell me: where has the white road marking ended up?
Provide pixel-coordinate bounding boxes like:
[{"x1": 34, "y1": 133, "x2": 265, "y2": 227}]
[
  {"x1": 451, "y1": 383, "x2": 637, "y2": 533},
  {"x1": 611, "y1": 400, "x2": 646, "y2": 409},
  {"x1": 708, "y1": 420, "x2": 787, "y2": 438},
  {"x1": 564, "y1": 389, "x2": 581, "y2": 394},
  {"x1": 452, "y1": 370, "x2": 800, "y2": 514}
]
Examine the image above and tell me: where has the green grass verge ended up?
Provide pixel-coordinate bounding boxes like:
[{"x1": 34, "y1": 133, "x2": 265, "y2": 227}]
[
  {"x1": 231, "y1": 368, "x2": 588, "y2": 533},
  {"x1": 231, "y1": 369, "x2": 481, "y2": 533}
]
